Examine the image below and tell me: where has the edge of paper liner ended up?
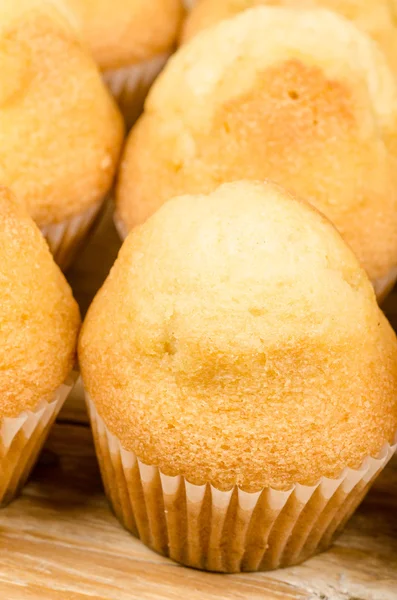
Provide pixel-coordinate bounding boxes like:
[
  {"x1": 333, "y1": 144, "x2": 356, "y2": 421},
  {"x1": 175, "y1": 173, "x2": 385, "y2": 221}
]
[
  {"x1": 86, "y1": 392, "x2": 397, "y2": 572},
  {"x1": 104, "y1": 53, "x2": 170, "y2": 129},
  {"x1": 0, "y1": 372, "x2": 77, "y2": 506},
  {"x1": 41, "y1": 202, "x2": 103, "y2": 270}
]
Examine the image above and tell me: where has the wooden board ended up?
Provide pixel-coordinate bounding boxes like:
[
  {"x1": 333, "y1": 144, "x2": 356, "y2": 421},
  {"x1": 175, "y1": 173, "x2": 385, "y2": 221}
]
[{"x1": 0, "y1": 204, "x2": 396, "y2": 600}]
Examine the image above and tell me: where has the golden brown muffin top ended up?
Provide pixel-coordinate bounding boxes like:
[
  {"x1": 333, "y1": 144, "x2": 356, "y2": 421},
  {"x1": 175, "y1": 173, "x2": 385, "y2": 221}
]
[
  {"x1": 81, "y1": 181, "x2": 397, "y2": 491},
  {"x1": 66, "y1": 0, "x2": 184, "y2": 71},
  {"x1": 116, "y1": 7, "x2": 397, "y2": 287},
  {"x1": 182, "y1": 0, "x2": 397, "y2": 76},
  {"x1": 0, "y1": 0, "x2": 124, "y2": 227},
  {"x1": 0, "y1": 188, "x2": 80, "y2": 419}
]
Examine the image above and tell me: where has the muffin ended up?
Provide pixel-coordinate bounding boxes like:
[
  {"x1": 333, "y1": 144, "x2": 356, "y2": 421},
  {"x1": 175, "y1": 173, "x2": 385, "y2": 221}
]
[
  {"x1": 115, "y1": 7, "x2": 397, "y2": 300},
  {"x1": 66, "y1": 0, "x2": 184, "y2": 127},
  {"x1": 0, "y1": 187, "x2": 80, "y2": 506},
  {"x1": 80, "y1": 180, "x2": 397, "y2": 572},
  {"x1": 0, "y1": 0, "x2": 124, "y2": 270},
  {"x1": 181, "y1": 0, "x2": 397, "y2": 76}
]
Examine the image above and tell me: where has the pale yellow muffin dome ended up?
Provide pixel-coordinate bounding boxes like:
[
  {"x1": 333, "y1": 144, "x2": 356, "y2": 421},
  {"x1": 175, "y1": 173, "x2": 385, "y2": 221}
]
[
  {"x1": 0, "y1": 0, "x2": 124, "y2": 227},
  {"x1": 65, "y1": 0, "x2": 184, "y2": 71},
  {"x1": 0, "y1": 188, "x2": 80, "y2": 418},
  {"x1": 116, "y1": 7, "x2": 397, "y2": 296},
  {"x1": 181, "y1": 0, "x2": 397, "y2": 76},
  {"x1": 81, "y1": 181, "x2": 397, "y2": 492}
]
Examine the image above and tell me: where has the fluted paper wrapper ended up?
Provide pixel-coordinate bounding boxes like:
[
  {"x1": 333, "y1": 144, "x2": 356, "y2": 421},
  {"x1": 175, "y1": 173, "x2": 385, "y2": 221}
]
[
  {"x1": 104, "y1": 54, "x2": 169, "y2": 129},
  {"x1": 40, "y1": 201, "x2": 103, "y2": 271},
  {"x1": 183, "y1": 0, "x2": 196, "y2": 10},
  {"x1": 0, "y1": 374, "x2": 76, "y2": 507},
  {"x1": 87, "y1": 396, "x2": 396, "y2": 572},
  {"x1": 373, "y1": 266, "x2": 397, "y2": 303},
  {"x1": 113, "y1": 210, "x2": 129, "y2": 241}
]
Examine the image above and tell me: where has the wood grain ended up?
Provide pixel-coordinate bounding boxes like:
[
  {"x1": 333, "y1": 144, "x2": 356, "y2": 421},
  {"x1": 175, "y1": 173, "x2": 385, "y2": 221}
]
[
  {"x1": 0, "y1": 205, "x2": 395, "y2": 599},
  {"x1": 0, "y1": 423, "x2": 395, "y2": 600}
]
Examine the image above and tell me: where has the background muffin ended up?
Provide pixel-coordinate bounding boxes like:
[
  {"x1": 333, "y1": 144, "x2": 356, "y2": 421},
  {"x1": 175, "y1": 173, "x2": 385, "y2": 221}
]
[
  {"x1": 0, "y1": 0, "x2": 124, "y2": 269},
  {"x1": 116, "y1": 7, "x2": 397, "y2": 300},
  {"x1": 81, "y1": 180, "x2": 397, "y2": 572},
  {"x1": 181, "y1": 0, "x2": 397, "y2": 76},
  {"x1": 66, "y1": 0, "x2": 184, "y2": 126},
  {"x1": 0, "y1": 187, "x2": 80, "y2": 505}
]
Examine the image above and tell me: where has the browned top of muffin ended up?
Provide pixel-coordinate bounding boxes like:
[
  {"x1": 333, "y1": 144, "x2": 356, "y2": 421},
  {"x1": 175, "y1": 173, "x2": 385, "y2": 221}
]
[
  {"x1": 81, "y1": 181, "x2": 397, "y2": 491},
  {"x1": 67, "y1": 0, "x2": 184, "y2": 71},
  {"x1": 115, "y1": 7, "x2": 397, "y2": 287},
  {"x1": 0, "y1": 0, "x2": 124, "y2": 226},
  {"x1": 0, "y1": 187, "x2": 80, "y2": 418},
  {"x1": 181, "y1": 0, "x2": 397, "y2": 77}
]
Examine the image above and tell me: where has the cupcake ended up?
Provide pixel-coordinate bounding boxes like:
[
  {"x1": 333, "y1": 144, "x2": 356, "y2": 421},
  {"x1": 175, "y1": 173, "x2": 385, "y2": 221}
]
[
  {"x1": 181, "y1": 0, "x2": 397, "y2": 76},
  {"x1": 0, "y1": 0, "x2": 124, "y2": 270},
  {"x1": 80, "y1": 180, "x2": 397, "y2": 572},
  {"x1": 115, "y1": 7, "x2": 397, "y2": 300},
  {"x1": 0, "y1": 187, "x2": 80, "y2": 506},
  {"x1": 66, "y1": 0, "x2": 184, "y2": 127}
]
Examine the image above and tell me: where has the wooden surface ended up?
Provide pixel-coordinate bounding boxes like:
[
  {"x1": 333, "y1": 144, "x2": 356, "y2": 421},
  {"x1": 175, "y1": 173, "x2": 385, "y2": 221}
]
[{"x1": 0, "y1": 204, "x2": 396, "y2": 600}]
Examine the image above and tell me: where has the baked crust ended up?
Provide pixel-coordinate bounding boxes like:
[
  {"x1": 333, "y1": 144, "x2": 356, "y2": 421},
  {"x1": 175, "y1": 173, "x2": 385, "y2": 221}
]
[
  {"x1": 81, "y1": 181, "x2": 397, "y2": 491},
  {"x1": 0, "y1": 0, "x2": 124, "y2": 226},
  {"x1": 181, "y1": 0, "x2": 397, "y2": 77},
  {"x1": 116, "y1": 7, "x2": 397, "y2": 286},
  {"x1": 0, "y1": 188, "x2": 80, "y2": 418},
  {"x1": 66, "y1": 0, "x2": 184, "y2": 71}
]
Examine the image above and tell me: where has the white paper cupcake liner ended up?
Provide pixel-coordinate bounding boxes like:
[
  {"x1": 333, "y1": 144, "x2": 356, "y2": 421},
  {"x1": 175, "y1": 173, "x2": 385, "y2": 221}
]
[
  {"x1": 86, "y1": 394, "x2": 397, "y2": 572},
  {"x1": 104, "y1": 53, "x2": 170, "y2": 129},
  {"x1": 373, "y1": 266, "x2": 397, "y2": 303},
  {"x1": 40, "y1": 201, "x2": 103, "y2": 271},
  {"x1": 113, "y1": 210, "x2": 129, "y2": 241},
  {"x1": 0, "y1": 373, "x2": 76, "y2": 507}
]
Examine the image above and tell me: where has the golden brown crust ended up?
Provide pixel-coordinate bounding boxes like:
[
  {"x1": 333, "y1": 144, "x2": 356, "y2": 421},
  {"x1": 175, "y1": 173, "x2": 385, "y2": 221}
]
[
  {"x1": 81, "y1": 181, "x2": 397, "y2": 491},
  {"x1": 0, "y1": 0, "x2": 124, "y2": 226},
  {"x1": 181, "y1": 0, "x2": 397, "y2": 77},
  {"x1": 116, "y1": 7, "x2": 397, "y2": 286},
  {"x1": 66, "y1": 0, "x2": 184, "y2": 71},
  {"x1": 0, "y1": 188, "x2": 80, "y2": 419}
]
